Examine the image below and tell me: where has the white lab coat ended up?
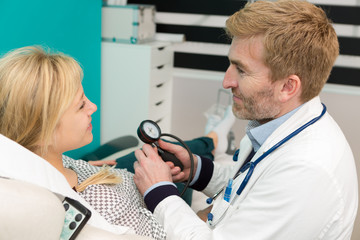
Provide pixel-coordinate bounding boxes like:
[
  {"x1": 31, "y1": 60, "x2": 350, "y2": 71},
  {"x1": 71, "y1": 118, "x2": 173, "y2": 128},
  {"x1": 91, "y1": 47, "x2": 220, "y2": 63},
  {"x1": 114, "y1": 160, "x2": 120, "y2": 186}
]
[{"x1": 153, "y1": 97, "x2": 358, "y2": 240}]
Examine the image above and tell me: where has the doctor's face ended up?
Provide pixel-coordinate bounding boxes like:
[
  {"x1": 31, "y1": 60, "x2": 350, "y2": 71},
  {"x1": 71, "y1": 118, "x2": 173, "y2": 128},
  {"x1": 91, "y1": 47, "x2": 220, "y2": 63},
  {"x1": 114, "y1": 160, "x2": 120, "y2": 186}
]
[
  {"x1": 53, "y1": 85, "x2": 97, "y2": 153},
  {"x1": 223, "y1": 36, "x2": 282, "y2": 123}
]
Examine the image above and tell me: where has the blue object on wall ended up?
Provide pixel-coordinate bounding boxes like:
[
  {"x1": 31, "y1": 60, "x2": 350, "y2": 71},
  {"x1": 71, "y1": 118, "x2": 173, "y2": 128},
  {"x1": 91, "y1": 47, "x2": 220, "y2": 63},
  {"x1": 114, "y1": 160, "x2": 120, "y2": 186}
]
[{"x1": 0, "y1": 0, "x2": 102, "y2": 159}]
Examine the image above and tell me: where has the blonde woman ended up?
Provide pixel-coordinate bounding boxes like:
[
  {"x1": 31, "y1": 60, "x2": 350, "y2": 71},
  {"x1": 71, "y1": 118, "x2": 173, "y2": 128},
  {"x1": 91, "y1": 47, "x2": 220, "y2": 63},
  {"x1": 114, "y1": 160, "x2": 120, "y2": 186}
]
[{"x1": 0, "y1": 46, "x2": 166, "y2": 240}]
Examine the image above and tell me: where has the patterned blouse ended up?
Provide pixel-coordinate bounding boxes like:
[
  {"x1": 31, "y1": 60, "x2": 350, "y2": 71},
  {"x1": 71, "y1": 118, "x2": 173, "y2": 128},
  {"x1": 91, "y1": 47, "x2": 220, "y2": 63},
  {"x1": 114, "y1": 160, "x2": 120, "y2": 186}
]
[{"x1": 62, "y1": 155, "x2": 166, "y2": 240}]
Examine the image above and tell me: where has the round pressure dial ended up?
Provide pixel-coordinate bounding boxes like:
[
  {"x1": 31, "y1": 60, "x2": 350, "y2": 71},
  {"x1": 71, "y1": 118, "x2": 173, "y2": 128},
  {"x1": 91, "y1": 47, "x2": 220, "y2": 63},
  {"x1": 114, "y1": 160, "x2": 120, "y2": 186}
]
[{"x1": 137, "y1": 120, "x2": 161, "y2": 144}]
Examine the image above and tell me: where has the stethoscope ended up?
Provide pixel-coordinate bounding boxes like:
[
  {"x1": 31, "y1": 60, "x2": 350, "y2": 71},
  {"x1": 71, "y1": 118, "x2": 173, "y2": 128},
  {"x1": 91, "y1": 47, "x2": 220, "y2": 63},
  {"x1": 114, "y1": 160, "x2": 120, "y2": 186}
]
[{"x1": 206, "y1": 103, "x2": 327, "y2": 225}]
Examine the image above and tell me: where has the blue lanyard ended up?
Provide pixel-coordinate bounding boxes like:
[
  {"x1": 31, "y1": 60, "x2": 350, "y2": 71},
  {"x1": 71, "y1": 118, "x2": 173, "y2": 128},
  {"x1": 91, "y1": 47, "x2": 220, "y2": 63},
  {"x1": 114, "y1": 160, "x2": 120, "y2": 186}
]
[{"x1": 207, "y1": 104, "x2": 327, "y2": 204}]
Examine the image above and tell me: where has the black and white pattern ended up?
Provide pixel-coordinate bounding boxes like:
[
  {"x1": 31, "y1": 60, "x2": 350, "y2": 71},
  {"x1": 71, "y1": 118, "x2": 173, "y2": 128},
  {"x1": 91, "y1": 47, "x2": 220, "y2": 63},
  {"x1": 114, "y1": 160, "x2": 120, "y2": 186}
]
[
  {"x1": 128, "y1": 0, "x2": 360, "y2": 88},
  {"x1": 62, "y1": 155, "x2": 166, "y2": 240}
]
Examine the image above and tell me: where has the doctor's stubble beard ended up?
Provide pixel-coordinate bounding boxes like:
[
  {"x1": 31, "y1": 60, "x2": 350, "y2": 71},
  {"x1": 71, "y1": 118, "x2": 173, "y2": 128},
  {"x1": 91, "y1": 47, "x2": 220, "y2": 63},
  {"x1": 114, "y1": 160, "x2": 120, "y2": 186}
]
[{"x1": 232, "y1": 86, "x2": 281, "y2": 123}]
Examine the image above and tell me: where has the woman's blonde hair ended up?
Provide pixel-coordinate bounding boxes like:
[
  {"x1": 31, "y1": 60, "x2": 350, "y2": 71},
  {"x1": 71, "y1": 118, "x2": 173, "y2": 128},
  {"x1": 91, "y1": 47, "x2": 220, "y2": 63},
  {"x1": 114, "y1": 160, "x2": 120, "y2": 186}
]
[
  {"x1": 0, "y1": 46, "x2": 121, "y2": 190},
  {"x1": 226, "y1": 0, "x2": 339, "y2": 102},
  {"x1": 0, "y1": 46, "x2": 82, "y2": 154}
]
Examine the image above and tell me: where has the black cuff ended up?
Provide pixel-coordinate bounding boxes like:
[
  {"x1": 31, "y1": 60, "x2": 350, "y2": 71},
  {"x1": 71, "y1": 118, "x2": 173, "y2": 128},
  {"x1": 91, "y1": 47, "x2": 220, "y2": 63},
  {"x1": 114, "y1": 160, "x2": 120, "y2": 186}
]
[
  {"x1": 144, "y1": 184, "x2": 180, "y2": 213},
  {"x1": 191, "y1": 156, "x2": 214, "y2": 191}
]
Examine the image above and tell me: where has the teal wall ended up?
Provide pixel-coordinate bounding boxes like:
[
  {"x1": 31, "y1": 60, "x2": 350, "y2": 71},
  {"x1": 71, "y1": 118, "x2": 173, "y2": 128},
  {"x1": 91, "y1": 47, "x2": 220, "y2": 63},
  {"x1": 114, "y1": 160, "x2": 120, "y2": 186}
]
[{"x1": 0, "y1": 0, "x2": 102, "y2": 159}]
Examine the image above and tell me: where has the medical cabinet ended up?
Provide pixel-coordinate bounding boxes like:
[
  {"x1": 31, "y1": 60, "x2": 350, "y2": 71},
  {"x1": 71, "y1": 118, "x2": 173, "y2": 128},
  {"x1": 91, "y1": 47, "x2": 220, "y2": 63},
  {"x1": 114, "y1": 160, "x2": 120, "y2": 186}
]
[
  {"x1": 101, "y1": 41, "x2": 174, "y2": 144},
  {"x1": 102, "y1": 4, "x2": 156, "y2": 44}
]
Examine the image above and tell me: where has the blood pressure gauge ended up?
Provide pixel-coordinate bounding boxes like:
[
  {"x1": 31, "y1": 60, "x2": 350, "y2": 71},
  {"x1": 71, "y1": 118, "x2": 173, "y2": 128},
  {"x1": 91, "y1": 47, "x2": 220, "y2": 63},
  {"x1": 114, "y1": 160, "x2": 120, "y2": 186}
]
[
  {"x1": 137, "y1": 120, "x2": 161, "y2": 144},
  {"x1": 136, "y1": 119, "x2": 194, "y2": 197}
]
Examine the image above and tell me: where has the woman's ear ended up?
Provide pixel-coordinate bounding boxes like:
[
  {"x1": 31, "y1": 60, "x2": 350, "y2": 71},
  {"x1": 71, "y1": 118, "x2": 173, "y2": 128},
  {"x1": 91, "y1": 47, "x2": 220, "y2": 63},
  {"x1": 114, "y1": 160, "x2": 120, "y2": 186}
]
[{"x1": 278, "y1": 75, "x2": 301, "y2": 103}]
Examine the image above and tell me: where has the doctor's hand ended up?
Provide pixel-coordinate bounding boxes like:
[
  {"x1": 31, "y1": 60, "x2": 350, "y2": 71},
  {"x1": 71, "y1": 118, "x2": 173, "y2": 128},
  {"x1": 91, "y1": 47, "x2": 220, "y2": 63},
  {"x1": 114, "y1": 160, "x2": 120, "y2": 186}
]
[
  {"x1": 133, "y1": 143, "x2": 173, "y2": 196},
  {"x1": 156, "y1": 139, "x2": 198, "y2": 183}
]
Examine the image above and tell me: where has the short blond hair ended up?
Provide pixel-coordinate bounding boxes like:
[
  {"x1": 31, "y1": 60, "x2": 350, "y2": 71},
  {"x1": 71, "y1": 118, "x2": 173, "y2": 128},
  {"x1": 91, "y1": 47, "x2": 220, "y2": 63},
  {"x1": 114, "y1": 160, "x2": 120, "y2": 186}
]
[
  {"x1": 226, "y1": 0, "x2": 339, "y2": 102},
  {"x1": 0, "y1": 46, "x2": 82, "y2": 154}
]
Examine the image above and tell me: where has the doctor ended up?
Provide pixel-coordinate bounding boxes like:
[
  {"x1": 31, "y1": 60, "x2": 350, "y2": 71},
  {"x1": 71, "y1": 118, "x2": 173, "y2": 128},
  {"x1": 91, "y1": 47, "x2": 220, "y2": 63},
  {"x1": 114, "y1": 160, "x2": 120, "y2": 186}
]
[{"x1": 133, "y1": 0, "x2": 358, "y2": 239}]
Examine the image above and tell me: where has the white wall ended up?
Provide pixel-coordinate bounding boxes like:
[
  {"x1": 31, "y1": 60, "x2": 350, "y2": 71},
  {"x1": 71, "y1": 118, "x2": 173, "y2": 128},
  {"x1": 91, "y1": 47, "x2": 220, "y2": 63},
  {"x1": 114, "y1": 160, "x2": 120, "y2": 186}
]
[
  {"x1": 319, "y1": 87, "x2": 360, "y2": 239},
  {"x1": 171, "y1": 68, "x2": 360, "y2": 239}
]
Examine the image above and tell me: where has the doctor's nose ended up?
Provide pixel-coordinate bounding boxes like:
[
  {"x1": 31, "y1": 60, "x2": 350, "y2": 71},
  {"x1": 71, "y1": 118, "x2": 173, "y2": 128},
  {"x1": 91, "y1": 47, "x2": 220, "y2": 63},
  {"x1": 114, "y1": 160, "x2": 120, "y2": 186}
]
[{"x1": 223, "y1": 66, "x2": 238, "y2": 89}]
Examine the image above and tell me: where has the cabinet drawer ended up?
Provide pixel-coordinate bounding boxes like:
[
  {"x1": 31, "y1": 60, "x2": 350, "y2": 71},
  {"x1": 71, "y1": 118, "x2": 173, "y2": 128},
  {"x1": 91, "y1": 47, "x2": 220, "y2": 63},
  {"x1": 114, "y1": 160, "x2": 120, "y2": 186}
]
[
  {"x1": 151, "y1": 45, "x2": 173, "y2": 68},
  {"x1": 153, "y1": 114, "x2": 171, "y2": 133},
  {"x1": 150, "y1": 80, "x2": 172, "y2": 104},
  {"x1": 149, "y1": 98, "x2": 171, "y2": 121},
  {"x1": 150, "y1": 63, "x2": 172, "y2": 86}
]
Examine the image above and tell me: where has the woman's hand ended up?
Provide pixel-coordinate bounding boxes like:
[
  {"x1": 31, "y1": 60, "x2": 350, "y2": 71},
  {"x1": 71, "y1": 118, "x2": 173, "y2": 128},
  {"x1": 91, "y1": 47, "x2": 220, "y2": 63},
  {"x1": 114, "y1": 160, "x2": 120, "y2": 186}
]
[{"x1": 88, "y1": 159, "x2": 117, "y2": 166}]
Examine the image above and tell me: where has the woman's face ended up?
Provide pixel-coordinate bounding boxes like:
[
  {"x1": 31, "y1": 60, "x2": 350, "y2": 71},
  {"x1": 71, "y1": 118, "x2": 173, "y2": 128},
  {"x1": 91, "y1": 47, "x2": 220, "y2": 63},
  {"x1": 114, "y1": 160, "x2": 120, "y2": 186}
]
[{"x1": 53, "y1": 85, "x2": 97, "y2": 153}]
